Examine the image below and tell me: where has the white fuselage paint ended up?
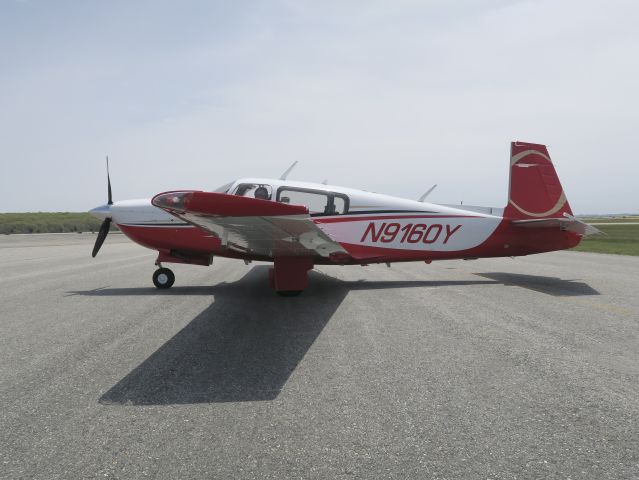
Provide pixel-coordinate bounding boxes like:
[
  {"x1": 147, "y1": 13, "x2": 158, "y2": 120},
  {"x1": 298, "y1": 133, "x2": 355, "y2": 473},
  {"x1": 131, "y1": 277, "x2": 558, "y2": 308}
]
[
  {"x1": 91, "y1": 178, "x2": 505, "y2": 254},
  {"x1": 111, "y1": 199, "x2": 190, "y2": 227},
  {"x1": 317, "y1": 216, "x2": 502, "y2": 251}
]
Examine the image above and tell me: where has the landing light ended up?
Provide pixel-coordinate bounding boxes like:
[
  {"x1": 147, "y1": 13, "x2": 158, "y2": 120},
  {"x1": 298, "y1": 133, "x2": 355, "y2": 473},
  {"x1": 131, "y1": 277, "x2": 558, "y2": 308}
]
[{"x1": 152, "y1": 191, "x2": 194, "y2": 213}]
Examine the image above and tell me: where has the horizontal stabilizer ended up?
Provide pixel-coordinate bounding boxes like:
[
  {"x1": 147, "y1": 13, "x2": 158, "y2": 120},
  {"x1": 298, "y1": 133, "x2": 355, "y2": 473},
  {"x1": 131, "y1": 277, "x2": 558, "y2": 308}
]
[{"x1": 511, "y1": 214, "x2": 601, "y2": 236}]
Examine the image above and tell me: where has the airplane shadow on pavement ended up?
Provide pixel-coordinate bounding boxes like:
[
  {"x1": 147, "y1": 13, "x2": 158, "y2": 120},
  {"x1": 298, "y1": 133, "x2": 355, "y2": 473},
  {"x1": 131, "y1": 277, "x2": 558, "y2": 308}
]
[
  {"x1": 70, "y1": 267, "x2": 597, "y2": 405},
  {"x1": 78, "y1": 267, "x2": 493, "y2": 405},
  {"x1": 474, "y1": 272, "x2": 600, "y2": 297}
]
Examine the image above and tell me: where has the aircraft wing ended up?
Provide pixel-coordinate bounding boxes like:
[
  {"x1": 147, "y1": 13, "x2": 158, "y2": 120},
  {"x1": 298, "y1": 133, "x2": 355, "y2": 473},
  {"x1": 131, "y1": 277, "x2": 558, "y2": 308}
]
[
  {"x1": 152, "y1": 191, "x2": 348, "y2": 258},
  {"x1": 511, "y1": 214, "x2": 601, "y2": 236}
]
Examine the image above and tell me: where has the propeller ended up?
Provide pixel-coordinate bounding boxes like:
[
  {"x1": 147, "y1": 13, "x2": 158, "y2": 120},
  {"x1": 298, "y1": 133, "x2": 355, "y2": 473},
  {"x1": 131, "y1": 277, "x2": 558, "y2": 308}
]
[
  {"x1": 92, "y1": 157, "x2": 113, "y2": 258},
  {"x1": 92, "y1": 217, "x2": 112, "y2": 257},
  {"x1": 107, "y1": 156, "x2": 113, "y2": 205}
]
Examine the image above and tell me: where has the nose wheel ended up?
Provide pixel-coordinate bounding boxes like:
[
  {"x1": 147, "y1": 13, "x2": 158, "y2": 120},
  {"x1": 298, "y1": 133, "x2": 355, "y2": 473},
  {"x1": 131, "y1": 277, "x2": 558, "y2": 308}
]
[{"x1": 153, "y1": 267, "x2": 175, "y2": 289}]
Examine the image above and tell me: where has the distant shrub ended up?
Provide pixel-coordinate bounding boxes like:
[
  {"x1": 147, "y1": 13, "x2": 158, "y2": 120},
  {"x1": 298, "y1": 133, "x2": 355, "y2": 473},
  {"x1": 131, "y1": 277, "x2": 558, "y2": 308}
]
[{"x1": 0, "y1": 213, "x2": 118, "y2": 234}]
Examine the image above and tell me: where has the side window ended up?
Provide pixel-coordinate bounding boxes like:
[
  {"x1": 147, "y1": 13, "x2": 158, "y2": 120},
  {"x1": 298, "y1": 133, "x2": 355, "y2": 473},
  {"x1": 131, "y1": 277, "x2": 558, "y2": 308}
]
[
  {"x1": 333, "y1": 196, "x2": 347, "y2": 214},
  {"x1": 278, "y1": 189, "x2": 329, "y2": 215},
  {"x1": 277, "y1": 188, "x2": 349, "y2": 215}
]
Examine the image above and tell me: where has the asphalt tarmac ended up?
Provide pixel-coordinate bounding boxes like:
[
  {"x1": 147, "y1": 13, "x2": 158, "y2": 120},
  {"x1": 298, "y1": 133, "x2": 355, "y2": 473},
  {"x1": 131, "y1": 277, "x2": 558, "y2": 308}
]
[{"x1": 1, "y1": 233, "x2": 638, "y2": 479}]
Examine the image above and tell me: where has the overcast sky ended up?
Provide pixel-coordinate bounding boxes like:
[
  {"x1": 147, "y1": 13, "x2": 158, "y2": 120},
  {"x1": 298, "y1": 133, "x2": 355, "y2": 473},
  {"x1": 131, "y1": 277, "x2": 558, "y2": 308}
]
[{"x1": 1, "y1": 0, "x2": 637, "y2": 214}]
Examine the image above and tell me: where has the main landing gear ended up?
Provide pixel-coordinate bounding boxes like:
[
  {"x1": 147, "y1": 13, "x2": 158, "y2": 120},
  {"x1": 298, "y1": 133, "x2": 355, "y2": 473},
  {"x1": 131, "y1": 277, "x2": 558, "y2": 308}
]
[
  {"x1": 269, "y1": 257, "x2": 314, "y2": 297},
  {"x1": 150, "y1": 257, "x2": 314, "y2": 295},
  {"x1": 153, "y1": 267, "x2": 175, "y2": 289}
]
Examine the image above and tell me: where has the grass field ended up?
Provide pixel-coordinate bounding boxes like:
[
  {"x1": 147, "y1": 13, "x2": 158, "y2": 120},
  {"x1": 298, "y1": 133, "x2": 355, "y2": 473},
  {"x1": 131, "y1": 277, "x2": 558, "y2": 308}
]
[
  {"x1": 0, "y1": 213, "x2": 114, "y2": 235},
  {"x1": 579, "y1": 216, "x2": 639, "y2": 224},
  {"x1": 573, "y1": 223, "x2": 639, "y2": 256}
]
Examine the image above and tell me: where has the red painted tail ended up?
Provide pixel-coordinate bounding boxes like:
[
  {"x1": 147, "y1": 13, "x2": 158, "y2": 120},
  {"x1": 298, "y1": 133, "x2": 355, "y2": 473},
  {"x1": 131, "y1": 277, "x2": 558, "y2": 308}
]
[{"x1": 503, "y1": 141, "x2": 573, "y2": 220}]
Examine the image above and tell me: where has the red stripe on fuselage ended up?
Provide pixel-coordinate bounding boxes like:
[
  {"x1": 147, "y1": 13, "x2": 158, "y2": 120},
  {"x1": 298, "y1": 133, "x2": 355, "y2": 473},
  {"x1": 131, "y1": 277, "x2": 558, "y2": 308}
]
[{"x1": 313, "y1": 214, "x2": 479, "y2": 224}]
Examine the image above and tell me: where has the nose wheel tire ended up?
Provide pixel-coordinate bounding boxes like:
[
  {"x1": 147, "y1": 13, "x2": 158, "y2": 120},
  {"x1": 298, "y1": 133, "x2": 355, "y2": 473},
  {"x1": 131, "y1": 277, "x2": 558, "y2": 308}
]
[{"x1": 153, "y1": 267, "x2": 175, "y2": 289}]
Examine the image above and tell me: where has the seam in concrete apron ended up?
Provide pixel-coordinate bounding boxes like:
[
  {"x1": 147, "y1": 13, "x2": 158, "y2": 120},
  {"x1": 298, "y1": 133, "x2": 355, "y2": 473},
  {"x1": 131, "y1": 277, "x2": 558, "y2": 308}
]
[
  {"x1": 0, "y1": 254, "x2": 153, "y2": 284},
  {"x1": 0, "y1": 241, "x2": 132, "y2": 249},
  {"x1": 0, "y1": 232, "x2": 126, "y2": 237},
  {"x1": 0, "y1": 247, "x2": 144, "y2": 267},
  {"x1": 561, "y1": 298, "x2": 637, "y2": 317}
]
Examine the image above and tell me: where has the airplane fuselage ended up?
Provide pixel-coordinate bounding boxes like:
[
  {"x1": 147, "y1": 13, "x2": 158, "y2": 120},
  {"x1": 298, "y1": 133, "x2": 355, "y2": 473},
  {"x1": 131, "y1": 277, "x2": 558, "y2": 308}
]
[{"x1": 92, "y1": 177, "x2": 580, "y2": 267}]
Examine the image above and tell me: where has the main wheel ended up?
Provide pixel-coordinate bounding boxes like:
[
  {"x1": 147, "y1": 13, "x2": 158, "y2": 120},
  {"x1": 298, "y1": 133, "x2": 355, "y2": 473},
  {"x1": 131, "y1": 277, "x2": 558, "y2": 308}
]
[
  {"x1": 153, "y1": 267, "x2": 175, "y2": 289},
  {"x1": 277, "y1": 290, "x2": 302, "y2": 297}
]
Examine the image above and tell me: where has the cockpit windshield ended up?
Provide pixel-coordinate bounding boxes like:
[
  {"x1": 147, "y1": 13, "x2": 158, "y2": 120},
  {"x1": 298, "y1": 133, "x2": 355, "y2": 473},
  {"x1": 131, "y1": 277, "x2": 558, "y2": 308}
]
[{"x1": 214, "y1": 182, "x2": 234, "y2": 194}]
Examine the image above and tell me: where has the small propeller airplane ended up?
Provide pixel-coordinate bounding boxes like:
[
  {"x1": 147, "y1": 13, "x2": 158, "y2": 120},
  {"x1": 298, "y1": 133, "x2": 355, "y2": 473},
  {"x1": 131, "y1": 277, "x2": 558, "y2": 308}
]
[{"x1": 89, "y1": 141, "x2": 599, "y2": 296}]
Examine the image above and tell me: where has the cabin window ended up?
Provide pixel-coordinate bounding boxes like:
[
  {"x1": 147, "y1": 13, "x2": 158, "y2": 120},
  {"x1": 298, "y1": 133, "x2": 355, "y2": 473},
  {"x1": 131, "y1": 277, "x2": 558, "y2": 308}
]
[
  {"x1": 233, "y1": 183, "x2": 273, "y2": 200},
  {"x1": 277, "y1": 187, "x2": 349, "y2": 216},
  {"x1": 332, "y1": 196, "x2": 347, "y2": 214},
  {"x1": 278, "y1": 189, "x2": 328, "y2": 214}
]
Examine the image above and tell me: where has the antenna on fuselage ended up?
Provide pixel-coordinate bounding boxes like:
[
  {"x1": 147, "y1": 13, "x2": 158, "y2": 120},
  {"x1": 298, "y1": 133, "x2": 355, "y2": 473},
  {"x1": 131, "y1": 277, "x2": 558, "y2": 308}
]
[
  {"x1": 279, "y1": 161, "x2": 298, "y2": 180},
  {"x1": 418, "y1": 184, "x2": 437, "y2": 202}
]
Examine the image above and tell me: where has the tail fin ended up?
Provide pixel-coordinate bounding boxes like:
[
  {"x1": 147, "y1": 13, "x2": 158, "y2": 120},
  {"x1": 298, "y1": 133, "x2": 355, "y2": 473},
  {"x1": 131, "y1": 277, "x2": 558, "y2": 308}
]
[{"x1": 503, "y1": 141, "x2": 573, "y2": 220}]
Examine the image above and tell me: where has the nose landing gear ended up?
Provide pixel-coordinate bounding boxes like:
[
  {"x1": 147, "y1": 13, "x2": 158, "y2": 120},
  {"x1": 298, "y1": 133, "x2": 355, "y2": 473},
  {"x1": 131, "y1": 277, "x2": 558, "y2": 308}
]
[{"x1": 153, "y1": 267, "x2": 175, "y2": 289}]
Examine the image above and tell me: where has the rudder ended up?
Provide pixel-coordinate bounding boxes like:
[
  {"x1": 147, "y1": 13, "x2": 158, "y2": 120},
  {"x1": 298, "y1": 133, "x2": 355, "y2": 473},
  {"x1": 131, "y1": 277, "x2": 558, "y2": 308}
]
[{"x1": 504, "y1": 141, "x2": 573, "y2": 220}]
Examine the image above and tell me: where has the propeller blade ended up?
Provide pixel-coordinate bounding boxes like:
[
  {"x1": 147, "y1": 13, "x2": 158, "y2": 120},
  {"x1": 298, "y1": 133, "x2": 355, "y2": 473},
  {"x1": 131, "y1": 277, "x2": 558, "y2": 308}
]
[
  {"x1": 106, "y1": 156, "x2": 113, "y2": 205},
  {"x1": 92, "y1": 217, "x2": 112, "y2": 257}
]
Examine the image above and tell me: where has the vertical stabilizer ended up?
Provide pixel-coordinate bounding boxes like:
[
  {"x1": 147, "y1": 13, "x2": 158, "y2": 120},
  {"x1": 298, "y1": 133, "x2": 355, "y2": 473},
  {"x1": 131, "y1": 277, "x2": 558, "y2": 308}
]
[{"x1": 504, "y1": 141, "x2": 573, "y2": 220}]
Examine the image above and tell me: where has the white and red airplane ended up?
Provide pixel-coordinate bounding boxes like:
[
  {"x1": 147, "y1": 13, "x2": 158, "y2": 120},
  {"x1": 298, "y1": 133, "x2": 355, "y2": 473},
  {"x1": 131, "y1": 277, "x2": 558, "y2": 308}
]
[{"x1": 90, "y1": 141, "x2": 598, "y2": 295}]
